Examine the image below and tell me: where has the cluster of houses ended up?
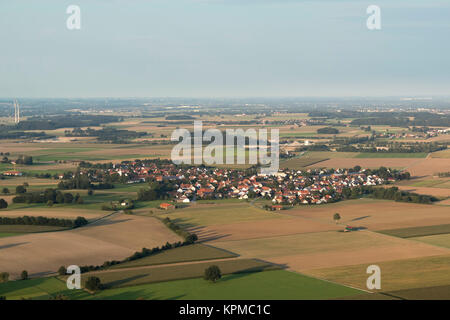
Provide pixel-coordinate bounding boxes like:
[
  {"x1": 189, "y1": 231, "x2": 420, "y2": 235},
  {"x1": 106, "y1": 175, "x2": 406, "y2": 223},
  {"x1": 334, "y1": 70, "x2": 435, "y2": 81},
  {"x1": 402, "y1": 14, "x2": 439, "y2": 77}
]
[{"x1": 76, "y1": 161, "x2": 390, "y2": 206}]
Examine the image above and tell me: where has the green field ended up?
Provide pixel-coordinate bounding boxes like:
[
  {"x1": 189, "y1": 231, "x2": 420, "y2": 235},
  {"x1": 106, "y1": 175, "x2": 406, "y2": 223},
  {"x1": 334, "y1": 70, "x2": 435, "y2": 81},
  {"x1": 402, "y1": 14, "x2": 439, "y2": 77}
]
[
  {"x1": 0, "y1": 225, "x2": 70, "y2": 233},
  {"x1": 378, "y1": 224, "x2": 450, "y2": 238},
  {"x1": 411, "y1": 233, "x2": 450, "y2": 249},
  {"x1": 307, "y1": 255, "x2": 450, "y2": 292},
  {"x1": 355, "y1": 153, "x2": 428, "y2": 158},
  {"x1": 409, "y1": 179, "x2": 450, "y2": 188},
  {"x1": 111, "y1": 244, "x2": 237, "y2": 269},
  {"x1": 0, "y1": 270, "x2": 364, "y2": 300},
  {"x1": 0, "y1": 232, "x2": 21, "y2": 238},
  {"x1": 82, "y1": 259, "x2": 278, "y2": 288}
]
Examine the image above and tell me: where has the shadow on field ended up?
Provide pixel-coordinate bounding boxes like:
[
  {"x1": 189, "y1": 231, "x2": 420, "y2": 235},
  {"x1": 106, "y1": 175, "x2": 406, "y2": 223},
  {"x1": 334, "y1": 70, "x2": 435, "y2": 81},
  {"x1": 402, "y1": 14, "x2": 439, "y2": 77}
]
[
  {"x1": 105, "y1": 273, "x2": 150, "y2": 288},
  {"x1": 186, "y1": 225, "x2": 230, "y2": 242},
  {"x1": 88, "y1": 218, "x2": 132, "y2": 227},
  {"x1": 350, "y1": 215, "x2": 371, "y2": 222},
  {"x1": 0, "y1": 242, "x2": 29, "y2": 250}
]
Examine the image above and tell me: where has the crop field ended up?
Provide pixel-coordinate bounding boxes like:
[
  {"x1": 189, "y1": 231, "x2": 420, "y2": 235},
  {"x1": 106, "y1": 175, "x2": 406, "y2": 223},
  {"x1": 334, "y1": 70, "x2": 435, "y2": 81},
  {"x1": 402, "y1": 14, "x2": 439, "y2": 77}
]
[
  {"x1": 280, "y1": 157, "x2": 329, "y2": 169},
  {"x1": 308, "y1": 158, "x2": 421, "y2": 170},
  {"x1": 305, "y1": 255, "x2": 450, "y2": 292},
  {"x1": 377, "y1": 224, "x2": 450, "y2": 238},
  {"x1": 81, "y1": 259, "x2": 279, "y2": 288},
  {"x1": 431, "y1": 149, "x2": 450, "y2": 158},
  {"x1": 0, "y1": 213, "x2": 181, "y2": 279},
  {"x1": 210, "y1": 230, "x2": 449, "y2": 271},
  {"x1": 407, "y1": 178, "x2": 450, "y2": 188},
  {"x1": 193, "y1": 215, "x2": 341, "y2": 242},
  {"x1": 0, "y1": 207, "x2": 106, "y2": 219},
  {"x1": 0, "y1": 270, "x2": 365, "y2": 300},
  {"x1": 387, "y1": 285, "x2": 450, "y2": 300},
  {"x1": 406, "y1": 157, "x2": 450, "y2": 177},
  {"x1": 155, "y1": 202, "x2": 280, "y2": 227},
  {"x1": 111, "y1": 244, "x2": 237, "y2": 269},
  {"x1": 396, "y1": 185, "x2": 450, "y2": 198},
  {"x1": 355, "y1": 153, "x2": 428, "y2": 158},
  {"x1": 284, "y1": 199, "x2": 450, "y2": 231},
  {"x1": 411, "y1": 234, "x2": 450, "y2": 249},
  {"x1": 0, "y1": 232, "x2": 21, "y2": 238},
  {"x1": 0, "y1": 225, "x2": 70, "y2": 233}
]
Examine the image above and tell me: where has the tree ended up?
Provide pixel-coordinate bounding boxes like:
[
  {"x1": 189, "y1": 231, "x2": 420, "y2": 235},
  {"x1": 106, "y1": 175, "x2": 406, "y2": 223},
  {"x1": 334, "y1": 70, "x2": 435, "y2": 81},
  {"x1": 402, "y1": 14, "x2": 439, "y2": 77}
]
[
  {"x1": 20, "y1": 270, "x2": 28, "y2": 280},
  {"x1": 15, "y1": 185, "x2": 26, "y2": 194},
  {"x1": 204, "y1": 265, "x2": 221, "y2": 282},
  {"x1": 85, "y1": 276, "x2": 102, "y2": 291},
  {"x1": 333, "y1": 213, "x2": 341, "y2": 224},
  {"x1": 58, "y1": 266, "x2": 67, "y2": 276},
  {"x1": 0, "y1": 199, "x2": 7, "y2": 209},
  {"x1": 0, "y1": 272, "x2": 9, "y2": 283},
  {"x1": 2, "y1": 188, "x2": 9, "y2": 194}
]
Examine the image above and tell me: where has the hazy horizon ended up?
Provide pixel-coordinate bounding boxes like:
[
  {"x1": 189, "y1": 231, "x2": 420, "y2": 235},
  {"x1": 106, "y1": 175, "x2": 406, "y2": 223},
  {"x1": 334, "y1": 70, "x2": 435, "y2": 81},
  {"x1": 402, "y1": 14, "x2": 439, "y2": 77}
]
[{"x1": 1, "y1": 0, "x2": 449, "y2": 98}]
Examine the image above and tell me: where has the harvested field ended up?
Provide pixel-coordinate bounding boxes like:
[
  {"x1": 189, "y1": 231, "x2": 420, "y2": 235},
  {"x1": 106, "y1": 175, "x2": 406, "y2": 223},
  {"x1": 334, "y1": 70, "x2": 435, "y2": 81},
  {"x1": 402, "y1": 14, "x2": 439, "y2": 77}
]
[
  {"x1": 193, "y1": 216, "x2": 341, "y2": 242},
  {"x1": 355, "y1": 153, "x2": 427, "y2": 158},
  {"x1": 210, "y1": 230, "x2": 449, "y2": 272},
  {"x1": 156, "y1": 202, "x2": 280, "y2": 227},
  {"x1": 405, "y1": 158, "x2": 450, "y2": 177},
  {"x1": 280, "y1": 157, "x2": 329, "y2": 169},
  {"x1": 394, "y1": 185, "x2": 450, "y2": 197},
  {"x1": 305, "y1": 255, "x2": 450, "y2": 291},
  {"x1": 285, "y1": 199, "x2": 450, "y2": 231},
  {"x1": 431, "y1": 149, "x2": 450, "y2": 158},
  {"x1": 0, "y1": 213, "x2": 181, "y2": 279},
  {"x1": 308, "y1": 158, "x2": 420, "y2": 170}
]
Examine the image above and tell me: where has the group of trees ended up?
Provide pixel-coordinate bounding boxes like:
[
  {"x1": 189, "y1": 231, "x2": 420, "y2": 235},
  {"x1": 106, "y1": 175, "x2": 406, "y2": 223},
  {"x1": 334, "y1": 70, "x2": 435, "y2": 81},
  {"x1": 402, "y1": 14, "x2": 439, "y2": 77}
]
[
  {"x1": 57, "y1": 175, "x2": 114, "y2": 190},
  {"x1": 137, "y1": 181, "x2": 176, "y2": 201},
  {"x1": 338, "y1": 185, "x2": 438, "y2": 204},
  {"x1": 0, "y1": 199, "x2": 7, "y2": 209},
  {"x1": 370, "y1": 186, "x2": 438, "y2": 204},
  {"x1": 336, "y1": 142, "x2": 447, "y2": 154},
  {"x1": 12, "y1": 188, "x2": 84, "y2": 205},
  {"x1": 0, "y1": 216, "x2": 88, "y2": 228},
  {"x1": 64, "y1": 127, "x2": 146, "y2": 143},
  {"x1": 317, "y1": 127, "x2": 339, "y2": 134}
]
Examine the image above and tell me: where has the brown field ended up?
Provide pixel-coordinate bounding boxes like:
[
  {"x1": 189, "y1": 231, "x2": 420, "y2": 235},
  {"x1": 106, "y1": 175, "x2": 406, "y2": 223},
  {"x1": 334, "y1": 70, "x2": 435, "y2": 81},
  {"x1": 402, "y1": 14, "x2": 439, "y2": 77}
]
[
  {"x1": 395, "y1": 185, "x2": 450, "y2": 197},
  {"x1": 0, "y1": 177, "x2": 57, "y2": 186},
  {"x1": 0, "y1": 213, "x2": 181, "y2": 279},
  {"x1": 284, "y1": 199, "x2": 450, "y2": 231},
  {"x1": 308, "y1": 158, "x2": 420, "y2": 170},
  {"x1": 209, "y1": 230, "x2": 449, "y2": 272},
  {"x1": 193, "y1": 216, "x2": 341, "y2": 242},
  {"x1": 0, "y1": 195, "x2": 15, "y2": 204},
  {"x1": 406, "y1": 158, "x2": 450, "y2": 177},
  {"x1": 431, "y1": 149, "x2": 450, "y2": 158}
]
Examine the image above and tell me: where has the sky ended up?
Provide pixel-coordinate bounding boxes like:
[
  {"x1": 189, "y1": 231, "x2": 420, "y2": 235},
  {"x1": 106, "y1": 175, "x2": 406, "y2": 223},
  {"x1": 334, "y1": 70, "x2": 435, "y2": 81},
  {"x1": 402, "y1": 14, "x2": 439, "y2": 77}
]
[{"x1": 0, "y1": 0, "x2": 449, "y2": 98}]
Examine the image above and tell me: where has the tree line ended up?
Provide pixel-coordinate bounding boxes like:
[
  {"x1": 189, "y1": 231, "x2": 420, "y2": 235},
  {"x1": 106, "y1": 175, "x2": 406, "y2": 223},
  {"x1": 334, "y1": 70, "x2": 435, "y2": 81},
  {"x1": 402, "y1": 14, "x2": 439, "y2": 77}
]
[
  {"x1": 12, "y1": 188, "x2": 84, "y2": 205},
  {"x1": 0, "y1": 216, "x2": 88, "y2": 228}
]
